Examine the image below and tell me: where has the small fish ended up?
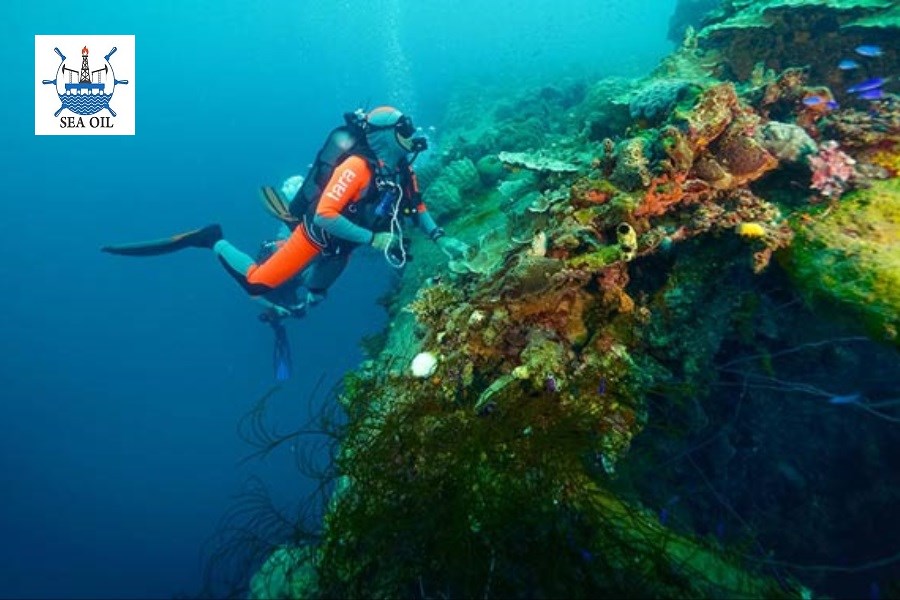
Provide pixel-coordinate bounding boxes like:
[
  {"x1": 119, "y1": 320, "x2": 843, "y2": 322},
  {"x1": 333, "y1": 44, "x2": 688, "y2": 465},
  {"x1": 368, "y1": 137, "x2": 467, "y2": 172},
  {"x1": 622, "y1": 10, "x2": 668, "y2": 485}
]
[
  {"x1": 829, "y1": 393, "x2": 863, "y2": 405},
  {"x1": 855, "y1": 45, "x2": 883, "y2": 57},
  {"x1": 838, "y1": 59, "x2": 860, "y2": 70},
  {"x1": 826, "y1": 100, "x2": 840, "y2": 110},
  {"x1": 597, "y1": 377, "x2": 607, "y2": 396},
  {"x1": 802, "y1": 95, "x2": 826, "y2": 106},
  {"x1": 858, "y1": 88, "x2": 884, "y2": 101},
  {"x1": 847, "y1": 77, "x2": 886, "y2": 93}
]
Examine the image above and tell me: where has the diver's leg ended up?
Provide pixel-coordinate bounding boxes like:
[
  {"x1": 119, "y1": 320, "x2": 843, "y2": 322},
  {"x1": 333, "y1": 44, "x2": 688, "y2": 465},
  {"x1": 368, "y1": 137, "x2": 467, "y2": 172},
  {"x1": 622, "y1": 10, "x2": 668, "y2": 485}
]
[
  {"x1": 213, "y1": 239, "x2": 256, "y2": 273},
  {"x1": 218, "y1": 223, "x2": 323, "y2": 296}
]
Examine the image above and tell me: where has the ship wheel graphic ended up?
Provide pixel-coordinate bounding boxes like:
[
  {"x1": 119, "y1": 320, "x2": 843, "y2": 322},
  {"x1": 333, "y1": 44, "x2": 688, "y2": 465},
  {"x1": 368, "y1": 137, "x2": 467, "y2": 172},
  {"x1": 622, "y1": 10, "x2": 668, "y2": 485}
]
[{"x1": 41, "y1": 46, "x2": 129, "y2": 117}]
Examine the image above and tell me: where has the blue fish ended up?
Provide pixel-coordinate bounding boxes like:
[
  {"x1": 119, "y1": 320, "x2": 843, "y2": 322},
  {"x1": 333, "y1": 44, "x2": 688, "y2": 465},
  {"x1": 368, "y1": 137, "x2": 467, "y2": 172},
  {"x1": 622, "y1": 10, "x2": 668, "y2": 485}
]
[
  {"x1": 847, "y1": 77, "x2": 886, "y2": 93},
  {"x1": 838, "y1": 59, "x2": 860, "y2": 70},
  {"x1": 802, "y1": 95, "x2": 826, "y2": 106},
  {"x1": 855, "y1": 45, "x2": 883, "y2": 57},
  {"x1": 597, "y1": 377, "x2": 607, "y2": 396},
  {"x1": 829, "y1": 393, "x2": 862, "y2": 405},
  {"x1": 858, "y1": 88, "x2": 884, "y2": 100},
  {"x1": 826, "y1": 100, "x2": 840, "y2": 110}
]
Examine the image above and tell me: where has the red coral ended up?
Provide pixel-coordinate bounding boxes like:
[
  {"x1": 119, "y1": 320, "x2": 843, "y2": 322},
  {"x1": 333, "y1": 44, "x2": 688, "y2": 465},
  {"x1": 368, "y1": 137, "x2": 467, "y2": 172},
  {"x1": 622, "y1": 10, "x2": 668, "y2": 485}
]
[{"x1": 634, "y1": 172, "x2": 687, "y2": 218}]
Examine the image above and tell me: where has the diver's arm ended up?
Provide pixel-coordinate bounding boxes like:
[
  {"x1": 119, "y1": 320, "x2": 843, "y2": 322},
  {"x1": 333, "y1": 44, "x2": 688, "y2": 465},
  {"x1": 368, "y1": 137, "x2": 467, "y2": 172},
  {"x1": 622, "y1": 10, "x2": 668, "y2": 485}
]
[
  {"x1": 414, "y1": 203, "x2": 470, "y2": 259},
  {"x1": 404, "y1": 165, "x2": 445, "y2": 241},
  {"x1": 313, "y1": 156, "x2": 377, "y2": 245},
  {"x1": 416, "y1": 208, "x2": 445, "y2": 241}
]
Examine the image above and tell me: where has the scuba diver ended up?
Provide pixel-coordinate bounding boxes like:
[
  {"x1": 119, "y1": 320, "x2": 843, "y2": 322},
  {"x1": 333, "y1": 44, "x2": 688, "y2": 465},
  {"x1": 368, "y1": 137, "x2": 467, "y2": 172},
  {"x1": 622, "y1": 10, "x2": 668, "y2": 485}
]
[{"x1": 102, "y1": 106, "x2": 471, "y2": 379}]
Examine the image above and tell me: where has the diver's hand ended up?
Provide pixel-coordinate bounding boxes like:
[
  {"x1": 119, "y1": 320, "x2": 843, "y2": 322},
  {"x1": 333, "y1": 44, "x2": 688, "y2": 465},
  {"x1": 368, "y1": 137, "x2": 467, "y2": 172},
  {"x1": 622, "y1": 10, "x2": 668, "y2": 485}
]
[
  {"x1": 288, "y1": 303, "x2": 308, "y2": 318},
  {"x1": 272, "y1": 305, "x2": 293, "y2": 319},
  {"x1": 371, "y1": 232, "x2": 393, "y2": 251},
  {"x1": 437, "y1": 236, "x2": 471, "y2": 260}
]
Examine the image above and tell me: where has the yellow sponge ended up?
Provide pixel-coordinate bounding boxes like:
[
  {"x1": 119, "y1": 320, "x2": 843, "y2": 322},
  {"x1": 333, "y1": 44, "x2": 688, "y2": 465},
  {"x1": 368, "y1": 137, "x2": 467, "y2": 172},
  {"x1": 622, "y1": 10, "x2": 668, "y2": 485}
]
[{"x1": 736, "y1": 222, "x2": 766, "y2": 238}]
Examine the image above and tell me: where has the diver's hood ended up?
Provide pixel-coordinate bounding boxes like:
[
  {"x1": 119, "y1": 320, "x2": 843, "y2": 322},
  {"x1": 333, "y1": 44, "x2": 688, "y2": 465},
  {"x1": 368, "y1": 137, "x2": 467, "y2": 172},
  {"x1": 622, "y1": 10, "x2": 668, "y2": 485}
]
[
  {"x1": 365, "y1": 106, "x2": 414, "y2": 170},
  {"x1": 366, "y1": 128, "x2": 409, "y2": 170}
]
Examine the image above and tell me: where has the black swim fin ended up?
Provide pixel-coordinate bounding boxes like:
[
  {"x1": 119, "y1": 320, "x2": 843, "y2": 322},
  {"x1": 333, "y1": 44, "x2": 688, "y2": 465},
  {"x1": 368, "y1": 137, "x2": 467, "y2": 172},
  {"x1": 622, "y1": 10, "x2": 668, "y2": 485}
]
[
  {"x1": 260, "y1": 186, "x2": 299, "y2": 226},
  {"x1": 101, "y1": 224, "x2": 223, "y2": 256}
]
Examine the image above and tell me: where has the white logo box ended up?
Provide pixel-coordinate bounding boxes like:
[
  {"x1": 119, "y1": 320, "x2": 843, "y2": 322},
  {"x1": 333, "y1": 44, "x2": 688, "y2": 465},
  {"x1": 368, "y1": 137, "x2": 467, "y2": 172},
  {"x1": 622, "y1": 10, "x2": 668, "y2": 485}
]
[{"x1": 35, "y1": 35, "x2": 135, "y2": 136}]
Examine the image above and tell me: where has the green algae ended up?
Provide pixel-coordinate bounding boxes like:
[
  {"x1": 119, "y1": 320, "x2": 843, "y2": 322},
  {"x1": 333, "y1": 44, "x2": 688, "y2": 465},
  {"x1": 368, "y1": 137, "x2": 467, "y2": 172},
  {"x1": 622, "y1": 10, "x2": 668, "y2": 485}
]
[
  {"x1": 249, "y1": 546, "x2": 317, "y2": 600},
  {"x1": 783, "y1": 178, "x2": 900, "y2": 347},
  {"x1": 303, "y1": 365, "x2": 797, "y2": 599}
]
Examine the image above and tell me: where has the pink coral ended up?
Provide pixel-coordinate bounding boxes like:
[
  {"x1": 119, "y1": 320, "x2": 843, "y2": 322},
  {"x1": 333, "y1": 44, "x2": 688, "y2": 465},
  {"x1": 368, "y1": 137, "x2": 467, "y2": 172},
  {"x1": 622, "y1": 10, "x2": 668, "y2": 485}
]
[{"x1": 807, "y1": 140, "x2": 856, "y2": 199}]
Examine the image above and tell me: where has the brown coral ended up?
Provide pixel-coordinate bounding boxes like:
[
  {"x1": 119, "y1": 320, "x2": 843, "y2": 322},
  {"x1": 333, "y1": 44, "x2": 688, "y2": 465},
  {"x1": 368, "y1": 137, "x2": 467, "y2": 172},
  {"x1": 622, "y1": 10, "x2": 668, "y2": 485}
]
[
  {"x1": 677, "y1": 83, "x2": 740, "y2": 153},
  {"x1": 822, "y1": 98, "x2": 900, "y2": 149},
  {"x1": 610, "y1": 137, "x2": 652, "y2": 191},
  {"x1": 709, "y1": 123, "x2": 779, "y2": 186},
  {"x1": 691, "y1": 156, "x2": 733, "y2": 189}
]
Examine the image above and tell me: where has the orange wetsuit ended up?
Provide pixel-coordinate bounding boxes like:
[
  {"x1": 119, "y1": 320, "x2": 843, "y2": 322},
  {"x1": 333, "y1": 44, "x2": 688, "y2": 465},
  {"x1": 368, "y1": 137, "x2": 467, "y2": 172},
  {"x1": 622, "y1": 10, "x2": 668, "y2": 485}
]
[{"x1": 237, "y1": 155, "x2": 428, "y2": 296}]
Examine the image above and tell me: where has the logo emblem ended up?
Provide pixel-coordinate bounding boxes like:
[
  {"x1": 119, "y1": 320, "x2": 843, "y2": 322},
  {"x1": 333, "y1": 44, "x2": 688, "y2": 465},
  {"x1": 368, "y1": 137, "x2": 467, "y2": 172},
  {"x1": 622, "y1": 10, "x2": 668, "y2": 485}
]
[{"x1": 35, "y1": 35, "x2": 135, "y2": 135}]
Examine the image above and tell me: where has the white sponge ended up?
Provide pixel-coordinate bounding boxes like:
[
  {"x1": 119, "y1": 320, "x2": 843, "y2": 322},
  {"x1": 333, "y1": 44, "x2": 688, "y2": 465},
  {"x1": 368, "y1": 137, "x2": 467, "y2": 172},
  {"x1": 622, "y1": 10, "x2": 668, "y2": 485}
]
[{"x1": 410, "y1": 352, "x2": 438, "y2": 378}]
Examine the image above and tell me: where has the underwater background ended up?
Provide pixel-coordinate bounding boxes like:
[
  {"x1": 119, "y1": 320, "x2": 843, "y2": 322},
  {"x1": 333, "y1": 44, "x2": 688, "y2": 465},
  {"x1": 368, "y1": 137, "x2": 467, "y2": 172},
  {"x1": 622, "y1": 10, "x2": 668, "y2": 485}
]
[
  {"x1": 2, "y1": 1, "x2": 899, "y2": 599},
  {"x1": 2, "y1": 1, "x2": 671, "y2": 598}
]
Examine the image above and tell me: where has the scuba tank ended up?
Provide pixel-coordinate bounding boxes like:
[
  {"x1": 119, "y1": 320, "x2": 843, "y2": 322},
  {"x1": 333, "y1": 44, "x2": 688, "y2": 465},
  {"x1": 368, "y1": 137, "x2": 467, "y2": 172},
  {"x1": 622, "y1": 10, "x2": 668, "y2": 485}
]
[{"x1": 288, "y1": 110, "x2": 372, "y2": 221}]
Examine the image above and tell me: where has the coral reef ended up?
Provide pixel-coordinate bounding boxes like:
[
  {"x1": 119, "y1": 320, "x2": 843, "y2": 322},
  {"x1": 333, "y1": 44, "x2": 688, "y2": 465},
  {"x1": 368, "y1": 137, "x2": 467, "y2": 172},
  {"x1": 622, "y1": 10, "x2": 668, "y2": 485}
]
[
  {"x1": 755, "y1": 120, "x2": 818, "y2": 163},
  {"x1": 244, "y1": 2, "x2": 900, "y2": 597},
  {"x1": 610, "y1": 136, "x2": 652, "y2": 191},
  {"x1": 808, "y1": 140, "x2": 857, "y2": 198},
  {"x1": 698, "y1": 0, "x2": 899, "y2": 85},
  {"x1": 628, "y1": 78, "x2": 699, "y2": 124},
  {"x1": 249, "y1": 546, "x2": 316, "y2": 600},
  {"x1": 783, "y1": 178, "x2": 900, "y2": 345},
  {"x1": 422, "y1": 157, "x2": 483, "y2": 220},
  {"x1": 497, "y1": 150, "x2": 580, "y2": 174}
]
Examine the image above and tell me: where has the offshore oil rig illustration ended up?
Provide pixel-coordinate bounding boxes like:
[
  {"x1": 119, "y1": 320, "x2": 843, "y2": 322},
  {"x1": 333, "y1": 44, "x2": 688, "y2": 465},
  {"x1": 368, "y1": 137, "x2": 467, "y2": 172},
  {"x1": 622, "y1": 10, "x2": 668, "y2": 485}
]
[
  {"x1": 41, "y1": 45, "x2": 129, "y2": 117},
  {"x1": 62, "y1": 46, "x2": 107, "y2": 94}
]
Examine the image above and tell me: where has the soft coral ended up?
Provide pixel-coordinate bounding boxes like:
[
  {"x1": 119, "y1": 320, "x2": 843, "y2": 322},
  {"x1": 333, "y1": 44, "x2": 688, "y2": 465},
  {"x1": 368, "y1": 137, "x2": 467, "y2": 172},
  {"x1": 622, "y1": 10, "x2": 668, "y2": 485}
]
[{"x1": 808, "y1": 140, "x2": 856, "y2": 199}]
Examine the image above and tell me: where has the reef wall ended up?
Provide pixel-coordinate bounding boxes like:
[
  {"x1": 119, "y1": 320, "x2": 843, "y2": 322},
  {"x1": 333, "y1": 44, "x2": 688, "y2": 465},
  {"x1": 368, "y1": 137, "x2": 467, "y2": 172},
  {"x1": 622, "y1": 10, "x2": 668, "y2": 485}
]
[{"x1": 248, "y1": 1, "x2": 899, "y2": 597}]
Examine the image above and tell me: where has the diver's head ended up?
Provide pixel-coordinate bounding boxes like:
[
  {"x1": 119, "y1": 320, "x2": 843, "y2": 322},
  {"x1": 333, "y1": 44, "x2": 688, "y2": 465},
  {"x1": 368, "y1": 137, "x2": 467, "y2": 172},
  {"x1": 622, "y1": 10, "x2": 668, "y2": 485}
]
[{"x1": 365, "y1": 106, "x2": 427, "y2": 169}]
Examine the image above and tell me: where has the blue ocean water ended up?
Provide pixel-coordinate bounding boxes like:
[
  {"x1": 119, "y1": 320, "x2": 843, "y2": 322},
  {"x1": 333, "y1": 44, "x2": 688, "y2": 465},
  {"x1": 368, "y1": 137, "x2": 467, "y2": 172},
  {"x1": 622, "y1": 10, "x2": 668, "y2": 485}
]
[{"x1": 0, "y1": 1, "x2": 675, "y2": 597}]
